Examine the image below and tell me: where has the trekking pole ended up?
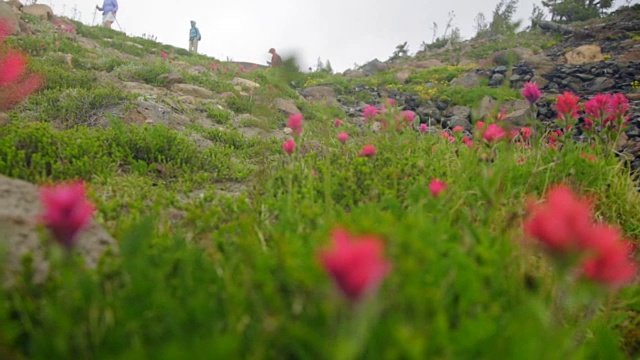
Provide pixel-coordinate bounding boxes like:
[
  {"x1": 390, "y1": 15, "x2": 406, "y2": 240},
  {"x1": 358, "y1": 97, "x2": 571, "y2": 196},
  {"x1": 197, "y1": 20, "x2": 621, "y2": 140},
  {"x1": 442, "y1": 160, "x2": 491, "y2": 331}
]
[
  {"x1": 114, "y1": 17, "x2": 123, "y2": 31},
  {"x1": 91, "y1": 8, "x2": 97, "y2": 26}
]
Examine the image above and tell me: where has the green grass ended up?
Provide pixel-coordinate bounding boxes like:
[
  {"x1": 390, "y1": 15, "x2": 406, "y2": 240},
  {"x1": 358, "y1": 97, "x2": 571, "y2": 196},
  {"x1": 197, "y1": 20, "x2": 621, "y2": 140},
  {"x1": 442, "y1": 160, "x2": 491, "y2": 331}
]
[{"x1": 1, "y1": 12, "x2": 640, "y2": 360}]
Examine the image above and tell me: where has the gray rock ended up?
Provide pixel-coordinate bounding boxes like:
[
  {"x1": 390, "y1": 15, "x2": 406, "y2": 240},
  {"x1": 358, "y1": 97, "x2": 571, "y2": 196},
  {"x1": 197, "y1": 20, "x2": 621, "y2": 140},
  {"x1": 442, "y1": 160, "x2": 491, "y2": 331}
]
[
  {"x1": 562, "y1": 77, "x2": 583, "y2": 92},
  {"x1": 300, "y1": 86, "x2": 338, "y2": 105},
  {"x1": 21, "y1": 4, "x2": 52, "y2": 20},
  {"x1": 274, "y1": 98, "x2": 301, "y2": 115},
  {"x1": 0, "y1": 175, "x2": 117, "y2": 285},
  {"x1": 494, "y1": 65, "x2": 508, "y2": 74},
  {"x1": 158, "y1": 72, "x2": 184, "y2": 85},
  {"x1": 448, "y1": 105, "x2": 471, "y2": 119},
  {"x1": 586, "y1": 77, "x2": 616, "y2": 92},
  {"x1": 170, "y1": 84, "x2": 213, "y2": 99},
  {"x1": 231, "y1": 77, "x2": 260, "y2": 89},
  {"x1": 489, "y1": 73, "x2": 505, "y2": 87},
  {"x1": 361, "y1": 59, "x2": 389, "y2": 76},
  {"x1": 343, "y1": 69, "x2": 366, "y2": 78},
  {"x1": 448, "y1": 116, "x2": 472, "y2": 131},
  {"x1": 0, "y1": 2, "x2": 20, "y2": 35},
  {"x1": 450, "y1": 72, "x2": 482, "y2": 88}
]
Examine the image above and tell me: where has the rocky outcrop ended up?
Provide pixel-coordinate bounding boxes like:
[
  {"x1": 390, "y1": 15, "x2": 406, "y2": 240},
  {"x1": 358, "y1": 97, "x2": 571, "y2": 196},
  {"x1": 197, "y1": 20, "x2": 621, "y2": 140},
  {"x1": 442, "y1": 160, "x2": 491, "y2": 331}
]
[
  {"x1": 0, "y1": 1, "x2": 20, "y2": 35},
  {"x1": 564, "y1": 45, "x2": 605, "y2": 65},
  {"x1": 21, "y1": 4, "x2": 53, "y2": 20},
  {"x1": 300, "y1": 86, "x2": 339, "y2": 106}
]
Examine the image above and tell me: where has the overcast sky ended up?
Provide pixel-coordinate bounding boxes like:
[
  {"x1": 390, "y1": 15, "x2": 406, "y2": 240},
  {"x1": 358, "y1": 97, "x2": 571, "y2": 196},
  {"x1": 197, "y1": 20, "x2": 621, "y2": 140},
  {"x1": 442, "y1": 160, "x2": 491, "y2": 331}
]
[{"x1": 44, "y1": 0, "x2": 638, "y2": 72}]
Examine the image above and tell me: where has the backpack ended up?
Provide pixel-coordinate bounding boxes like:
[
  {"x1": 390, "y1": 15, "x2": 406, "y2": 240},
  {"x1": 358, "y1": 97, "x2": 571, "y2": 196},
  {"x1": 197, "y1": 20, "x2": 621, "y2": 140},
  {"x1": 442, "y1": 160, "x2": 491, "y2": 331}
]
[{"x1": 197, "y1": 30, "x2": 202, "y2": 41}]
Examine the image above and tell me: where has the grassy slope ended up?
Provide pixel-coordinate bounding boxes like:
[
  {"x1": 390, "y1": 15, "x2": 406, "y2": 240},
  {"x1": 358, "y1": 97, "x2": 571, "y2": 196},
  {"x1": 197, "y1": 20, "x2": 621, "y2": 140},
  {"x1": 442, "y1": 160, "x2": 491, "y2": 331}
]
[{"x1": 0, "y1": 12, "x2": 639, "y2": 359}]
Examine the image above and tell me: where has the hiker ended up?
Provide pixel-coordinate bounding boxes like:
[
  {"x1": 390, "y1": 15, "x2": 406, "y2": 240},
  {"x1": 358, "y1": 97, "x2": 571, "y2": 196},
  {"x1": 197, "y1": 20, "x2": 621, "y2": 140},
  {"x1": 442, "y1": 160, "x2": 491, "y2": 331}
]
[
  {"x1": 189, "y1": 21, "x2": 201, "y2": 53},
  {"x1": 96, "y1": 0, "x2": 118, "y2": 29},
  {"x1": 268, "y1": 48, "x2": 282, "y2": 67}
]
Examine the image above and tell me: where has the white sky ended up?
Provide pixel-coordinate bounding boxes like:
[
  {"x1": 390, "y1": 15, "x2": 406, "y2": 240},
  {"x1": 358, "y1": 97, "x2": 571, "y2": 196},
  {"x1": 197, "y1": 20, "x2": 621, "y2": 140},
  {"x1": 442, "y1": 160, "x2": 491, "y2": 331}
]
[{"x1": 43, "y1": 0, "x2": 638, "y2": 72}]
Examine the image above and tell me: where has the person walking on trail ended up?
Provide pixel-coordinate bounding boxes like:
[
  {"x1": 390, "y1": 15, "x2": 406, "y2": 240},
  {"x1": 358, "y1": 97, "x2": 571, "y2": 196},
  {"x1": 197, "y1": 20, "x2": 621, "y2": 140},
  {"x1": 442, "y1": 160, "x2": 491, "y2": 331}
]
[
  {"x1": 189, "y1": 21, "x2": 201, "y2": 54},
  {"x1": 268, "y1": 48, "x2": 282, "y2": 67},
  {"x1": 96, "y1": 0, "x2": 118, "y2": 29}
]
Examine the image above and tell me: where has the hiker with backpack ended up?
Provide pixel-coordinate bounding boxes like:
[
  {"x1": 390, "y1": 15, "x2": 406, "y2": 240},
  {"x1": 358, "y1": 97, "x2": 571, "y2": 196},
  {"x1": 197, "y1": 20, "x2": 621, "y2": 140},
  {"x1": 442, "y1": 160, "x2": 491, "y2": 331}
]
[
  {"x1": 189, "y1": 21, "x2": 201, "y2": 54},
  {"x1": 96, "y1": 0, "x2": 118, "y2": 29}
]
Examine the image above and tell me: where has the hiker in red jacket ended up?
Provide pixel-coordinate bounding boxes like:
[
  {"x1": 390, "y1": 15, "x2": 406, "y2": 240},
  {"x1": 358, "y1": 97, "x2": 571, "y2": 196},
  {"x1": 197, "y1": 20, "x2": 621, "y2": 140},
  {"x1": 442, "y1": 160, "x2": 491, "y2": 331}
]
[{"x1": 268, "y1": 48, "x2": 282, "y2": 67}]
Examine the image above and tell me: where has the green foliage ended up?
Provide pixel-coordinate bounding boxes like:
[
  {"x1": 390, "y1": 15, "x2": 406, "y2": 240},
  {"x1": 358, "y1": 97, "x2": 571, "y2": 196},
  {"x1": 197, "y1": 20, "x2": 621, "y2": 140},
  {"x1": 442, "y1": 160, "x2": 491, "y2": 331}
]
[
  {"x1": 114, "y1": 60, "x2": 172, "y2": 86},
  {"x1": 29, "y1": 59, "x2": 97, "y2": 90},
  {"x1": 225, "y1": 95, "x2": 253, "y2": 114},
  {"x1": 204, "y1": 105, "x2": 232, "y2": 124},
  {"x1": 0, "y1": 120, "x2": 247, "y2": 183},
  {"x1": 542, "y1": 0, "x2": 613, "y2": 22},
  {"x1": 20, "y1": 85, "x2": 133, "y2": 127},
  {"x1": 2, "y1": 125, "x2": 640, "y2": 358},
  {"x1": 182, "y1": 72, "x2": 235, "y2": 93},
  {"x1": 2, "y1": 13, "x2": 640, "y2": 360},
  {"x1": 406, "y1": 66, "x2": 471, "y2": 84}
]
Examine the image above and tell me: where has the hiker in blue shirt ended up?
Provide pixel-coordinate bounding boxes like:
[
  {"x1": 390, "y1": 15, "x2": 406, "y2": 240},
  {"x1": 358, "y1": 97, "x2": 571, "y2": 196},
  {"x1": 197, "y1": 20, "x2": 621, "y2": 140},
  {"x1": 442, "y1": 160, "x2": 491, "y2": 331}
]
[
  {"x1": 96, "y1": 0, "x2": 118, "y2": 29},
  {"x1": 189, "y1": 21, "x2": 201, "y2": 54}
]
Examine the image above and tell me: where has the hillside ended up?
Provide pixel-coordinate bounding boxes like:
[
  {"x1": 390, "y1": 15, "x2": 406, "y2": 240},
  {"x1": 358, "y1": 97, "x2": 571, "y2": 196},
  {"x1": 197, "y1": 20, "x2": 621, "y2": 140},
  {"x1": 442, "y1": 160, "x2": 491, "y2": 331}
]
[{"x1": 1, "y1": 1, "x2": 640, "y2": 359}]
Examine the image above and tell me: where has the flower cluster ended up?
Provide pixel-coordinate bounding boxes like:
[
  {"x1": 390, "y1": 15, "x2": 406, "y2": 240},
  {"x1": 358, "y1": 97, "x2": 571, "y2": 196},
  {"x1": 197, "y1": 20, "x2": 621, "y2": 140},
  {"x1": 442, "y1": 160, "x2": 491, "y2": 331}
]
[
  {"x1": 0, "y1": 19, "x2": 43, "y2": 110},
  {"x1": 524, "y1": 185, "x2": 636, "y2": 287},
  {"x1": 583, "y1": 93, "x2": 629, "y2": 131}
]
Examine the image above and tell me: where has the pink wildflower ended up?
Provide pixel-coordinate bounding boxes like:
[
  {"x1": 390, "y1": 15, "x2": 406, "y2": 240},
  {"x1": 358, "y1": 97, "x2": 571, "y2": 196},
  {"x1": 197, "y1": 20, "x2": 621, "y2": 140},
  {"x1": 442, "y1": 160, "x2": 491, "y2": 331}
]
[
  {"x1": 419, "y1": 123, "x2": 428, "y2": 133},
  {"x1": 462, "y1": 136, "x2": 473, "y2": 148},
  {"x1": 429, "y1": 179, "x2": 447, "y2": 197},
  {"x1": 555, "y1": 91, "x2": 580, "y2": 127},
  {"x1": 482, "y1": 124, "x2": 507, "y2": 143},
  {"x1": 287, "y1": 113, "x2": 303, "y2": 136},
  {"x1": 452, "y1": 125, "x2": 464, "y2": 133},
  {"x1": 582, "y1": 235, "x2": 637, "y2": 288},
  {"x1": 0, "y1": 50, "x2": 26, "y2": 86},
  {"x1": 363, "y1": 105, "x2": 380, "y2": 120},
  {"x1": 40, "y1": 182, "x2": 95, "y2": 250},
  {"x1": 384, "y1": 98, "x2": 396, "y2": 108},
  {"x1": 524, "y1": 185, "x2": 593, "y2": 253},
  {"x1": 401, "y1": 110, "x2": 416, "y2": 123},
  {"x1": 282, "y1": 138, "x2": 296, "y2": 155},
  {"x1": 337, "y1": 132, "x2": 349, "y2": 145},
  {"x1": 359, "y1": 144, "x2": 376, "y2": 157},
  {"x1": 522, "y1": 82, "x2": 542, "y2": 106},
  {"x1": 334, "y1": 118, "x2": 342, "y2": 127},
  {"x1": 318, "y1": 227, "x2": 392, "y2": 302}
]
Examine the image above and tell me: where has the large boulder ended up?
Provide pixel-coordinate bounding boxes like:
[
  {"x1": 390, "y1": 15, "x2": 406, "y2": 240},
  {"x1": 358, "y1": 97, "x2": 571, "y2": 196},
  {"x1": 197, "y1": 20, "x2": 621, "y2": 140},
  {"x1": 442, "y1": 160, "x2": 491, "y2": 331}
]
[
  {"x1": 524, "y1": 54, "x2": 556, "y2": 75},
  {"x1": 170, "y1": 84, "x2": 213, "y2": 99},
  {"x1": 450, "y1": 72, "x2": 482, "y2": 88},
  {"x1": 5, "y1": 0, "x2": 23, "y2": 10},
  {"x1": 0, "y1": 175, "x2": 117, "y2": 285},
  {"x1": 361, "y1": 59, "x2": 389, "y2": 75},
  {"x1": 300, "y1": 86, "x2": 338, "y2": 106},
  {"x1": 21, "y1": 4, "x2": 53, "y2": 20},
  {"x1": 0, "y1": 1, "x2": 20, "y2": 35},
  {"x1": 620, "y1": 45, "x2": 640, "y2": 62},
  {"x1": 564, "y1": 45, "x2": 604, "y2": 65},
  {"x1": 394, "y1": 69, "x2": 412, "y2": 83},
  {"x1": 158, "y1": 72, "x2": 184, "y2": 85},
  {"x1": 343, "y1": 69, "x2": 366, "y2": 78},
  {"x1": 274, "y1": 98, "x2": 301, "y2": 115},
  {"x1": 231, "y1": 77, "x2": 260, "y2": 89}
]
